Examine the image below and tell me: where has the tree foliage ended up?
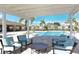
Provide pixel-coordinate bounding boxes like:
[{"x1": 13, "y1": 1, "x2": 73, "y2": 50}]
[
  {"x1": 66, "y1": 18, "x2": 78, "y2": 31},
  {"x1": 40, "y1": 19, "x2": 48, "y2": 31},
  {"x1": 73, "y1": 18, "x2": 78, "y2": 31},
  {"x1": 53, "y1": 22, "x2": 60, "y2": 26},
  {"x1": 31, "y1": 17, "x2": 35, "y2": 24},
  {"x1": 19, "y1": 18, "x2": 25, "y2": 23}
]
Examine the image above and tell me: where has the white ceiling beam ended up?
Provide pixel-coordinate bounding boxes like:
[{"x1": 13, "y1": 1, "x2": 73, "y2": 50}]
[
  {"x1": 9, "y1": 5, "x2": 52, "y2": 11},
  {"x1": 0, "y1": 5, "x2": 79, "y2": 18},
  {"x1": 14, "y1": 7, "x2": 73, "y2": 17},
  {"x1": 69, "y1": 5, "x2": 79, "y2": 16},
  {"x1": 7, "y1": 5, "x2": 74, "y2": 14}
]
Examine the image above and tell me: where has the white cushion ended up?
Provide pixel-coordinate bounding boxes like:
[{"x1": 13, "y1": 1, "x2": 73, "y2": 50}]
[
  {"x1": 4, "y1": 47, "x2": 14, "y2": 51},
  {"x1": 0, "y1": 42, "x2": 2, "y2": 48},
  {"x1": 13, "y1": 35, "x2": 19, "y2": 42},
  {"x1": 54, "y1": 50, "x2": 70, "y2": 54},
  {"x1": 13, "y1": 43, "x2": 21, "y2": 47},
  {"x1": 65, "y1": 46, "x2": 72, "y2": 50}
]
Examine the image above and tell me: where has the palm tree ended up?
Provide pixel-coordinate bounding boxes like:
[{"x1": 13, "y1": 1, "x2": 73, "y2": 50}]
[
  {"x1": 19, "y1": 18, "x2": 27, "y2": 30},
  {"x1": 66, "y1": 18, "x2": 78, "y2": 31},
  {"x1": 44, "y1": 25, "x2": 48, "y2": 30},
  {"x1": 30, "y1": 17, "x2": 35, "y2": 31},
  {"x1": 30, "y1": 17, "x2": 35, "y2": 24},
  {"x1": 19, "y1": 18, "x2": 25, "y2": 23},
  {"x1": 73, "y1": 18, "x2": 78, "y2": 25},
  {"x1": 41, "y1": 20, "x2": 45, "y2": 24},
  {"x1": 53, "y1": 22, "x2": 60, "y2": 30},
  {"x1": 40, "y1": 19, "x2": 46, "y2": 25},
  {"x1": 73, "y1": 18, "x2": 78, "y2": 31},
  {"x1": 40, "y1": 19, "x2": 47, "y2": 31}
]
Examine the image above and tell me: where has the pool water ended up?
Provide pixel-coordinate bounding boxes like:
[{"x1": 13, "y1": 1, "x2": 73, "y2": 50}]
[{"x1": 36, "y1": 31, "x2": 67, "y2": 36}]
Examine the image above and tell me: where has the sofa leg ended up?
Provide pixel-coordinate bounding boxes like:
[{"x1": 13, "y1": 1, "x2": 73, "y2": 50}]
[
  {"x1": 1, "y1": 49, "x2": 3, "y2": 54},
  {"x1": 3, "y1": 51, "x2": 5, "y2": 54}
]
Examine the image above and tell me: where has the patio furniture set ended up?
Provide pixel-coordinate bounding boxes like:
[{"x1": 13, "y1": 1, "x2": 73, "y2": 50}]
[
  {"x1": 0, "y1": 35, "x2": 32, "y2": 54},
  {"x1": 0, "y1": 35, "x2": 78, "y2": 54}
]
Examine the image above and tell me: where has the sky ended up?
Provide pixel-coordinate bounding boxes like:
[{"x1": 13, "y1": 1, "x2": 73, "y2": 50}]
[
  {"x1": 6, "y1": 14, "x2": 20, "y2": 23},
  {"x1": 74, "y1": 11, "x2": 79, "y2": 21},
  {"x1": 33, "y1": 14, "x2": 69, "y2": 25},
  {"x1": 0, "y1": 12, "x2": 79, "y2": 24},
  {"x1": 0, "y1": 13, "x2": 20, "y2": 23}
]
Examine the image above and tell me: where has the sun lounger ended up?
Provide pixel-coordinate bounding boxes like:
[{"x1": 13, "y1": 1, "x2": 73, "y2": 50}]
[
  {"x1": 17, "y1": 35, "x2": 32, "y2": 47},
  {"x1": 3, "y1": 37, "x2": 22, "y2": 54},
  {"x1": 52, "y1": 39, "x2": 77, "y2": 54},
  {"x1": 0, "y1": 39, "x2": 15, "y2": 54},
  {"x1": 0, "y1": 40, "x2": 3, "y2": 54}
]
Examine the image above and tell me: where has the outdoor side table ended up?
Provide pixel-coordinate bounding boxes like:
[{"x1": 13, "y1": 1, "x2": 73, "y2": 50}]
[{"x1": 31, "y1": 43, "x2": 48, "y2": 54}]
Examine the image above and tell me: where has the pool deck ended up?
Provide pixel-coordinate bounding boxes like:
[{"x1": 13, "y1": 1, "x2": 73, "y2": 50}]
[{"x1": 0, "y1": 31, "x2": 79, "y2": 54}]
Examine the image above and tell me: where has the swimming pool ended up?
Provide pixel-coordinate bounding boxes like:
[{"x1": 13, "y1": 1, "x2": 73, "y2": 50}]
[{"x1": 36, "y1": 31, "x2": 68, "y2": 36}]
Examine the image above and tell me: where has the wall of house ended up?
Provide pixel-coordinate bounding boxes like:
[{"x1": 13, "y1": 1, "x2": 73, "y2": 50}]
[{"x1": 0, "y1": 25, "x2": 25, "y2": 32}]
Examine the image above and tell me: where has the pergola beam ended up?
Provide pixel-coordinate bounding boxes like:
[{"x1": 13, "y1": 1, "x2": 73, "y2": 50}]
[
  {"x1": 1, "y1": 5, "x2": 79, "y2": 18},
  {"x1": 2, "y1": 11, "x2": 7, "y2": 45},
  {"x1": 69, "y1": 5, "x2": 79, "y2": 39},
  {"x1": 69, "y1": 5, "x2": 79, "y2": 16}
]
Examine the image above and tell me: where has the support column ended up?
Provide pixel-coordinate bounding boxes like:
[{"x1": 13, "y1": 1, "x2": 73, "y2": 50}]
[
  {"x1": 2, "y1": 11, "x2": 7, "y2": 45},
  {"x1": 25, "y1": 18, "x2": 29, "y2": 40},
  {"x1": 69, "y1": 15, "x2": 73, "y2": 39},
  {"x1": 13, "y1": 25, "x2": 16, "y2": 31},
  {"x1": 27, "y1": 19, "x2": 29, "y2": 39},
  {"x1": 69, "y1": 6, "x2": 79, "y2": 39}
]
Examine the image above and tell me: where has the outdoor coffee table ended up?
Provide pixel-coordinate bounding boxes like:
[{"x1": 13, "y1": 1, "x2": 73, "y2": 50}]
[{"x1": 31, "y1": 43, "x2": 48, "y2": 54}]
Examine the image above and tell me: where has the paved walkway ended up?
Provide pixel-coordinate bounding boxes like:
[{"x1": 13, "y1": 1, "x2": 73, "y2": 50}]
[{"x1": 21, "y1": 47, "x2": 78, "y2": 54}]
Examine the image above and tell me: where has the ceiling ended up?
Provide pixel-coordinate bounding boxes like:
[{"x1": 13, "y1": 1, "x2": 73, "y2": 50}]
[{"x1": 0, "y1": 4, "x2": 79, "y2": 18}]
